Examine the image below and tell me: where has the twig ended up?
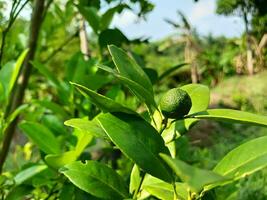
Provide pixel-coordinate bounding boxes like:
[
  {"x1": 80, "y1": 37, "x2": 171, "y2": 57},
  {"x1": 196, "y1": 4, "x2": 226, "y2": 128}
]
[
  {"x1": 0, "y1": 0, "x2": 29, "y2": 66},
  {"x1": 44, "y1": 30, "x2": 78, "y2": 63}
]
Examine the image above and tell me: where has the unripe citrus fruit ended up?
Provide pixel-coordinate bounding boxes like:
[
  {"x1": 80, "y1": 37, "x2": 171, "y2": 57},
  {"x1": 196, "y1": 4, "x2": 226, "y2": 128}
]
[{"x1": 159, "y1": 88, "x2": 192, "y2": 119}]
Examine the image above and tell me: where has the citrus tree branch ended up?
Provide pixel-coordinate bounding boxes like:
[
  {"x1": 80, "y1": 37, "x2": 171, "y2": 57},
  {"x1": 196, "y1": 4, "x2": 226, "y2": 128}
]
[{"x1": 0, "y1": 0, "x2": 45, "y2": 173}]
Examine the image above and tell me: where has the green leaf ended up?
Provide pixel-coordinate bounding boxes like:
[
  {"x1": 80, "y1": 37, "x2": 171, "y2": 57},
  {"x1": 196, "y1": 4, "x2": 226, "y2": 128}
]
[
  {"x1": 14, "y1": 165, "x2": 47, "y2": 185},
  {"x1": 97, "y1": 112, "x2": 173, "y2": 182},
  {"x1": 108, "y1": 45, "x2": 153, "y2": 95},
  {"x1": 6, "y1": 185, "x2": 33, "y2": 200},
  {"x1": 19, "y1": 122, "x2": 61, "y2": 154},
  {"x1": 144, "y1": 183, "x2": 174, "y2": 200},
  {"x1": 64, "y1": 117, "x2": 107, "y2": 139},
  {"x1": 9, "y1": 50, "x2": 28, "y2": 93},
  {"x1": 213, "y1": 136, "x2": 267, "y2": 181},
  {"x1": 59, "y1": 184, "x2": 75, "y2": 200},
  {"x1": 97, "y1": 64, "x2": 157, "y2": 108},
  {"x1": 180, "y1": 83, "x2": 210, "y2": 132},
  {"x1": 45, "y1": 151, "x2": 77, "y2": 169},
  {"x1": 160, "y1": 154, "x2": 227, "y2": 193},
  {"x1": 144, "y1": 68, "x2": 158, "y2": 85},
  {"x1": 32, "y1": 61, "x2": 60, "y2": 87},
  {"x1": 0, "y1": 50, "x2": 28, "y2": 102},
  {"x1": 181, "y1": 84, "x2": 210, "y2": 115},
  {"x1": 98, "y1": 29, "x2": 129, "y2": 49},
  {"x1": 33, "y1": 100, "x2": 69, "y2": 118},
  {"x1": 189, "y1": 109, "x2": 267, "y2": 127},
  {"x1": 129, "y1": 164, "x2": 142, "y2": 194},
  {"x1": 60, "y1": 160, "x2": 129, "y2": 199},
  {"x1": 74, "y1": 128, "x2": 94, "y2": 155},
  {"x1": 4, "y1": 104, "x2": 28, "y2": 132},
  {"x1": 78, "y1": 6, "x2": 100, "y2": 33},
  {"x1": 71, "y1": 82, "x2": 136, "y2": 114},
  {"x1": 142, "y1": 175, "x2": 188, "y2": 200},
  {"x1": 84, "y1": 74, "x2": 112, "y2": 90}
]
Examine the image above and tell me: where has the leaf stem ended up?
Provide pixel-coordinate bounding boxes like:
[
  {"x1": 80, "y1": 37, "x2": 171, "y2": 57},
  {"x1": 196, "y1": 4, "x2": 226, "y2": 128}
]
[
  {"x1": 133, "y1": 170, "x2": 146, "y2": 199},
  {"x1": 159, "y1": 117, "x2": 168, "y2": 134},
  {"x1": 173, "y1": 181, "x2": 179, "y2": 200}
]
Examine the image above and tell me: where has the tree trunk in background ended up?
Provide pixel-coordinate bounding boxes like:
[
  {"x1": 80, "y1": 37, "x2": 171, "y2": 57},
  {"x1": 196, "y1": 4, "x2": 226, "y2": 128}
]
[
  {"x1": 79, "y1": 17, "x2": 89, "y2": 60},
  {"x1": 243, "y1": 9, "x2": 254, "y2": 75},
  {"x1": 185, "y1": 37, "x2": 199, "y2": 83},
  {"x1": 191, "y1": 61, "x2": 198, "y2": 83},
  {"x1": 247, "y1": 49, "x2": 253, "y2": 75},
  {"x1": 0, "y1": 0, "x2": 45, "y2": 173}
]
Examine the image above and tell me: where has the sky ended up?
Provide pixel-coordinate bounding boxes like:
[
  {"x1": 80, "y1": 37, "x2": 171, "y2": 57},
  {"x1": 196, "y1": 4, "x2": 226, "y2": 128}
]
[{"x1": 112, "y1": 0, "x2": 245, "y2": 40}]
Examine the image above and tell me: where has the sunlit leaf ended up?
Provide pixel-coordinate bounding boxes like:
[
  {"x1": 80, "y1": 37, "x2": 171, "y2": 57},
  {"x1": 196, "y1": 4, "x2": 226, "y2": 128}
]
[
  {"x1": 160, "y1": 154, "x2": 227, "y2": 192},
  {"x1": 189, "y1": 109, "x2": 267, "y2": 127},
  {"x1": 71, "y1": 82, "x2": 136, "y2": 114},
  {"x1": 213, "y1": 136, "x2": 267, "y2": 182}
]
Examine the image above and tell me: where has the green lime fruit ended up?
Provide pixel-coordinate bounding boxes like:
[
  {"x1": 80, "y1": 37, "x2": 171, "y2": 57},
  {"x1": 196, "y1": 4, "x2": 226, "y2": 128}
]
[{"x1": 159, "y1": 88, "x2": 192, "y2": 119}]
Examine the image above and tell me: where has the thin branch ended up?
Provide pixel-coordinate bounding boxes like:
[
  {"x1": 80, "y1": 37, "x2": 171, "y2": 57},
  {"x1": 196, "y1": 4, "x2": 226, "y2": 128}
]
[
  {"x1": 13, "y1": 0, "x2": 30, "y2": 21},
  {"x1": 42, "y1": 0, "x2": 53, "y2": 22},
  {"x1": 0, "y1": 0, "x2": 29, "y2": 66},
  {"x1": 44, "y1": 30, "x2": 78, "y2": 63},
  {"x1": 0, "y1": 0, "x2": 46, "y2": 173}
]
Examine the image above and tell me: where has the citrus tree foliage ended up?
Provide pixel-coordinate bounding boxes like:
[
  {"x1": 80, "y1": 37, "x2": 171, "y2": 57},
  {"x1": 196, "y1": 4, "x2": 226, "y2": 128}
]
[{"x1": 0, "y1": 0, "x2": 267, "y2": 199}]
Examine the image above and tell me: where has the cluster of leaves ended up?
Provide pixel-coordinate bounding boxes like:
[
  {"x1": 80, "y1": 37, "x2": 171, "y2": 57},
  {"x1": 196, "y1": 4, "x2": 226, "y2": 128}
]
[
  {"x1": 2, "y1": 44, "x2": 267, "y2": 199},
  {"x1": 0, "y1": 0, "x2": 267, "y2": 199}
]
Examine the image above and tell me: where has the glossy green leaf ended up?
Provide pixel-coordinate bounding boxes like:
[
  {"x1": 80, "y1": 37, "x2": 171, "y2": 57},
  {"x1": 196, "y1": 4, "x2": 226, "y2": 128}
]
[
  {"x1": 0, "y1": 50, "x2": 28, "y2": 101},
  {"x1": 116, "y1": 74, "x2": 157, "y2": 108},
  {"x1": 160, "y1": 154, "x2": 227, "y2": 192},
  {"x1": 98, "y1": 29, "x2": 129, "y2": 49},
  {"x1": 129, "y1": 165, "x2": 143, "y2": 194},
  {"x1": 97, "y1": 112, "x2": 173, "y2": 182},
  {"x1": 142, "y1": 175, "x2": 188, "y2": 200},
  {"x1": 97, "y1": 64, "x2": 157, "y2": 108},
  {"x1": 189, "y1": 109, "x2": 267, "y2": 127},
  {"x1": 4, "y1": 104, "x2": 28, "y2": 132},
  {"x1": 14, "y1": 165, "x2": 47, "y2": 185},
  {"x1": 19, "y1": 122, "x2": 61, "y2": 154},
  {"x1": 74, "y1": 128, "x2": 94, "y2": 155},
  {"x1": 60, "y1": 160, "x2": 129, "y2": 199},
  {"x1": 213, "y1": 136, "x2": 267, "y2": 181},
  {"x1": 45, "y1": 151, "x2": 77, "y2": 169},
  {"x1": 144, "y1": 183, "x2": 174, "y2": 200},
  {"x1": 181, "y1": 84, "x2": 210, "y2": 114},
  {"x1": 179, "y1": 83, "x2": 210, "y2": 132},
  {"x1": 64, "y1": 117, "x2": 107, "y2": 139},
  {"x1": 9, "y1": 50, "x2": 28, "y2": 92},
  {"x1": 78, "y1": 6, "x2": 100, "y2": 33},
  {"x1": 71, "y1": 82, "x2": 136, "y2": 114},
  {"x1": 108, "y1": 45, "x2": 153, "y2": 95}
]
